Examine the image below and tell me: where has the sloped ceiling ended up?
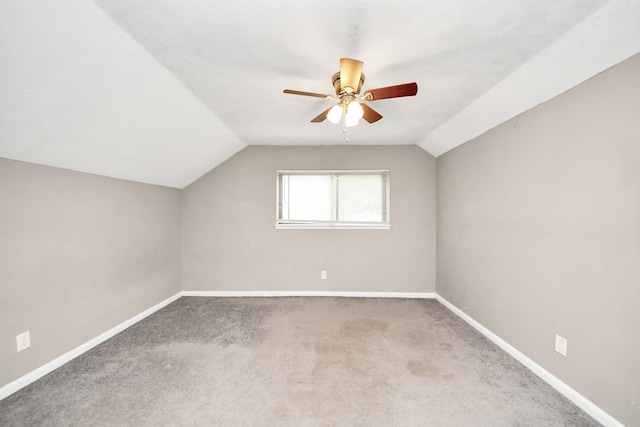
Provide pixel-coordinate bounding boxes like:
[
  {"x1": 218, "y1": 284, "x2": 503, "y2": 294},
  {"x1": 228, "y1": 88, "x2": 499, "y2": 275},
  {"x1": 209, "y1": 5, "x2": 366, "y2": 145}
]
[{"x1": 1, "y1": 1, "x2": 639, "y2": 188}]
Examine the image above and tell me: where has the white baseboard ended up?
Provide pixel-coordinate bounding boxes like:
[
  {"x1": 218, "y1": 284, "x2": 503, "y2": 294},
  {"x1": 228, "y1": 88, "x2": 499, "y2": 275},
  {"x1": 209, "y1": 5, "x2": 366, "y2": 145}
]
[
  {"x1": 0, "y1": 292, "x2": 182, "y2": 401},
  {"x1": 435, "y1": 294, "x2": 623, "y2": 427},
  {"x1": 181, "y1": 290, "x2": 436, "y2": 299}
]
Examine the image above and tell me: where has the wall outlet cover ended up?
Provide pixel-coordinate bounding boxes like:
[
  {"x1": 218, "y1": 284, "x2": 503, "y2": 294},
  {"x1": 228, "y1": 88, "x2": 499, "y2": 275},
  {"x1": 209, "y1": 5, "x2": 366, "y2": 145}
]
[
  {"x1": 555, "y1": 334, "x2": 567, "y2": 357},
  {"x1": 17, "y1": 331, "x2": 31, "y2": 352}
]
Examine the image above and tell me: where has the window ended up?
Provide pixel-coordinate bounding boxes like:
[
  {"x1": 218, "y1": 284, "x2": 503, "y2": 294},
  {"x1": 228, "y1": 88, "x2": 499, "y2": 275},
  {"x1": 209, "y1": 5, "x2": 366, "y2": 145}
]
[{"x1": 276, "y1": 170, "x2": 390, "y2": 229}]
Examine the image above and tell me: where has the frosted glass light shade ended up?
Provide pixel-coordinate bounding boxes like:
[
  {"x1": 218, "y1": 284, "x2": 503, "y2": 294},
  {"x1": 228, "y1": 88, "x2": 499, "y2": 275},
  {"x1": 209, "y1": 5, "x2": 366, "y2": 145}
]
[
  {"x1": 345, "y1": 101, "x2": 363, "y2": 127},
  {"x1": 327, "y1": 105, "x2": 342, "y2": 124},
  {"x1": 345, "y1": 115, "x2": 359, "y2": 127}
]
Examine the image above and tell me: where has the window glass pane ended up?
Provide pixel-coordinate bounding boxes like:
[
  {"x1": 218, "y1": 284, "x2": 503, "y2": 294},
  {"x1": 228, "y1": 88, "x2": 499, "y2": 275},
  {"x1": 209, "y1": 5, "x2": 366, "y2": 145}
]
[
  {"x1": 337, "y1": 174, "x2": 385, "y2": 222},
  {"x1": 282, "y1": 174, "x2": 332, "y2": 221},
  {"x1": 277, "y1": 170, "x2": 389, "y2": 228}
]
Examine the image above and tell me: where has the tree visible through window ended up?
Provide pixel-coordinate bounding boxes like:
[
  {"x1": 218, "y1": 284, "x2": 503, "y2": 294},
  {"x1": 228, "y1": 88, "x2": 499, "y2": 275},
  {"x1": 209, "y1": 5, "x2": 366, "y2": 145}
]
[{"x1": 276, "y1": 170, "x2": 390, "y2": 229}]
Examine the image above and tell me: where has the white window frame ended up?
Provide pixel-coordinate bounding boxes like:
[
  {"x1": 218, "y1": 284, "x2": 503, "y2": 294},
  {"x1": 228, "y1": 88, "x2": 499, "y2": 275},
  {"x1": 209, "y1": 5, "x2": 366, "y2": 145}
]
[{"x1": 275, "y1": 169, "x2": 391, "y2": 230}]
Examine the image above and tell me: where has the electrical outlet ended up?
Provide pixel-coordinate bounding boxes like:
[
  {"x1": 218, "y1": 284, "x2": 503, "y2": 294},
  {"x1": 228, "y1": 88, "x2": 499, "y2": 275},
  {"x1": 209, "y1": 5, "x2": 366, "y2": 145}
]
[
  {"x1": 321, "y1": 270, "x2": 327, "y2": 280},
  {"x1": 17, "y1": 331, "x2": 31, "y2": 352},
  {"x1": 555, "y1": 334, "x2": 567, "y2": 357}
]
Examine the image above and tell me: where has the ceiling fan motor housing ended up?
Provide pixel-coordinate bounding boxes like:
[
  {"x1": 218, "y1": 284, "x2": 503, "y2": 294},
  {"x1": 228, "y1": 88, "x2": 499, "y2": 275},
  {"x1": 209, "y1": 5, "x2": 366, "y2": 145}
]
[{"x1": 332, "y1": 72, "x2": 365, "y2": 96}]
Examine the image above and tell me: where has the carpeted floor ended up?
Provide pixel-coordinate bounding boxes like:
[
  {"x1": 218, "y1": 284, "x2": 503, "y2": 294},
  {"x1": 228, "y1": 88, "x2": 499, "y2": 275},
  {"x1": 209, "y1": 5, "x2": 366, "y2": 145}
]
[{"x1": 0, "y1": 297, "x2": 599, "y2": 426}]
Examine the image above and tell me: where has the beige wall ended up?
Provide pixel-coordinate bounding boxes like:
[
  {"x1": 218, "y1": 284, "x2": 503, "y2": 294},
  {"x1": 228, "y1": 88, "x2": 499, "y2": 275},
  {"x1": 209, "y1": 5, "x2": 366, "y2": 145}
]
[
  {"x1": 0, "y1": 159, "x2": 182, "y2": 387},
  {"x1": 182, "y1": 145, "x2": 436, "y2": 293},
  {"x1": 436, "y1": 53, "x2": 640, "y2": 425}
]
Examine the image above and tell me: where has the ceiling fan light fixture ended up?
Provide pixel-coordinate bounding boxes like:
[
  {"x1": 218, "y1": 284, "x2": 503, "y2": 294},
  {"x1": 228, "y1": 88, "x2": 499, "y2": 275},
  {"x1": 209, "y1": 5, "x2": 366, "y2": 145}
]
[
  {"x1": 327, "y1": 105, "x2": 343, "y2": 124},
  {"x1": 345, "y1": 115, "x2": 359, "y2": 128},
  {"x1": 347, "y1": 101, "x2": 364, "y2": 120},
  {"x1": 345, "y1": 101, "x2": 363, "y2": 127}
]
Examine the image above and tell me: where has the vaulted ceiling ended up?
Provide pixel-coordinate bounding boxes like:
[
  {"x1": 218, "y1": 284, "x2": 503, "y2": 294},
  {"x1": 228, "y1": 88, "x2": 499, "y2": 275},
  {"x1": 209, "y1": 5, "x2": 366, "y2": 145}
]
[{"x1": 1, "y1": 1, "x2": 639, "y2": 188}]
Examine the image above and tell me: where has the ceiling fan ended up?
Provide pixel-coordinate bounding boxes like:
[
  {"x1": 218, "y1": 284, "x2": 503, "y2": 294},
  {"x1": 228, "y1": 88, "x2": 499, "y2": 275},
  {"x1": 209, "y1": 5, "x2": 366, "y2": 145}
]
[{"x1": 283, "y1": 58, "x2": 418, "y2": 128}]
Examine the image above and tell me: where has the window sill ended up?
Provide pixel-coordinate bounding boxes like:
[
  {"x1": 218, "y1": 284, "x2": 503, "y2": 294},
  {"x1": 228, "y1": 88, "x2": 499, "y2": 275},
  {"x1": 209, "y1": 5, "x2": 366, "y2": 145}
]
[{"x1": 275, "y1": 223, "x2": 391, "y2": 230}]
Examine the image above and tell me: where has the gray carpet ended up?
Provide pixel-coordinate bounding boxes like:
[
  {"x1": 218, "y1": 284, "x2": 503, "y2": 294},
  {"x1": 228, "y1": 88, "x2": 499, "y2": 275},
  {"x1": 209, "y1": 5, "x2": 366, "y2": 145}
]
[{"x1": 0, "y1": 297, "x2": 599, "y2": 426}]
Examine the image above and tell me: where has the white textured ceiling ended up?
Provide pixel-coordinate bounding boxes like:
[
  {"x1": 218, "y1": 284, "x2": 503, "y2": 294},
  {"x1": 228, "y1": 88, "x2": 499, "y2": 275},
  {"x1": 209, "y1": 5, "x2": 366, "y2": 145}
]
[{"x1": 1, "y1": 1, "x2": 639, "y2": 188}]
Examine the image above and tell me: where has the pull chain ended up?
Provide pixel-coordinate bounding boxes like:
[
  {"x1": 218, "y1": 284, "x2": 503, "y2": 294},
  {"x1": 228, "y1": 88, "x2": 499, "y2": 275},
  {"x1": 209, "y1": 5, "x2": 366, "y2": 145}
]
[{"x1": 342, "y1": 105, "x2": 349, "y2": 143}]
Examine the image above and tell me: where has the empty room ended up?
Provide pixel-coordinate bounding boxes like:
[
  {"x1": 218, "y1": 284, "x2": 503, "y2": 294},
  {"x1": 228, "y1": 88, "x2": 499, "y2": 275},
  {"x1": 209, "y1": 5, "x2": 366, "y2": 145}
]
[{"x1": 1, "y1": 1, "x2": 639, "y2": 426}]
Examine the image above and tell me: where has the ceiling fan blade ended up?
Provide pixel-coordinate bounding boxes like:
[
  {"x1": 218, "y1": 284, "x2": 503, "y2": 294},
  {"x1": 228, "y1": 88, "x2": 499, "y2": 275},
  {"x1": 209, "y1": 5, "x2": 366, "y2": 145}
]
[
  {"x1": 311, "y1": 106, "x2": 333, "y2": 123},
  {"x1": 363, "y1": 82, "x2": 418, "y2": 101},
  {"x1": 283, "y1": 89, "x2": 333, "y2": 99},
  {"x1": 340, "y1": 58, "x2": 364, "y2": 93},
  {"x1": 360, "y1": 103, "x2": 383, "y2": 123}
]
